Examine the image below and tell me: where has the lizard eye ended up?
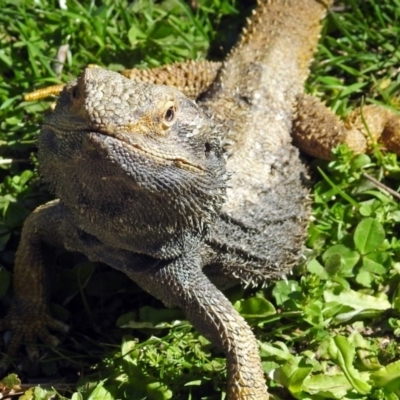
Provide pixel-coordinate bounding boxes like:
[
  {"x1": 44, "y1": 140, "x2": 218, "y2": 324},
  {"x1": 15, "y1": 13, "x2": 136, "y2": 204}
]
[
  {"x1": 164, "y1": 106, "x2": 175, "y2": 122},
  {"x1": 161, "y1": 100, "x2": 177, "y2": 128}
]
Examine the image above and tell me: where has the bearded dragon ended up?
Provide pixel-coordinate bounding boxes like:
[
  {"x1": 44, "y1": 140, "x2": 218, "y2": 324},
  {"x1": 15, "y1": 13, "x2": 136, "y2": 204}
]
[{"x1": 3, "y1": 1, "x2": 400, "y2": 399}]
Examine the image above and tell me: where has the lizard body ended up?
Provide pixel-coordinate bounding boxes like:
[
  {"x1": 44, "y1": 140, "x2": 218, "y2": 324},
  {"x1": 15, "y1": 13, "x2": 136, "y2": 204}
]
[
  {"x1": 3, "y1": 1, "x2": 400, "y2": 399},
  {"x1": 198, "y1": 0, "x2": 326, "y2": 286}
]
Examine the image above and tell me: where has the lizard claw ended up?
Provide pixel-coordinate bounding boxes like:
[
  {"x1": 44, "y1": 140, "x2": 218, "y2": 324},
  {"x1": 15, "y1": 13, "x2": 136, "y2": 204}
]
[{"x1": 0, "y1": 299, "x2": 69, "y2": 375}]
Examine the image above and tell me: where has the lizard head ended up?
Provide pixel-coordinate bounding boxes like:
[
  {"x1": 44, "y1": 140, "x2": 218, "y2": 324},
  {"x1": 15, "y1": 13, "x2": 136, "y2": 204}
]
[{"x1": 39, "y1": 67, "x2": 226, "y2": 258}]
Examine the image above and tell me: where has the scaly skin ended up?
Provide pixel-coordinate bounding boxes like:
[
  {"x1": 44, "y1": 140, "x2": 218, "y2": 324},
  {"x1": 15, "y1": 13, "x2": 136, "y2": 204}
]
[
  {"x1": 2, "y1": 1, "x2": 323, "y2": 399},
  {"x1": 293, "y1": 94, "x2": 400, "y2": 159},
  {"x1": 4, "y1": 66, "x2": 266, "y2": 398},
  {"x1": 25, "y1": 5, "x2": 400, "y2": 160},
  {"x1": 4, "y1": 1, "x2": 400, "y2": 399},
  {"x1": 24, "y1": 60, "x2": 222, "y2": 101},
  {"x1": 197, "y1": 0, "x2": 327, "y2": 289},
  {"x1": 0, "y1": 201, "x2": 69, "y2": 365}
]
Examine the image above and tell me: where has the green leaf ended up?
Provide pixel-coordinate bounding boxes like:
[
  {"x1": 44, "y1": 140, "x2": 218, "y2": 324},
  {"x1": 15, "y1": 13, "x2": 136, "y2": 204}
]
[
  {"x1": 324, "y1": 288, "x2": 391, "y2": 311},
  {"x1": 274, "y1": 357, "x2": 312, "y2": 394},
  {"x1": 361, "y1": 252, "x2": 389, "y2": 275},
  {"x1": 302, "y1": 373, "x2": 353, "y2": 399},
  {"x1": 184, "y1": 380, "x2": 202, "y2": 387},
  {"x1": 370, "y1": 360, "x2": 400, "y2": 391},
  {"x1": 139, "y1": 306, "x2": 183, "y2": 325},
  {"x1": 117, "y1": 310, "x2": 185, "y2": 330},
  {"x1": 146, "y1": 381, "x2": 173, "y2": 400},
  {"x1": 323, "y1": 244, "x2": 360, "y2": 276},
  {"x1": 272, "y1": 280, "x2": 301, "y2": 306},
  {"x1": 328, "y1": 335, "x2": 371, "y2": 394},
  {"x1": 116, "y1": 312, "x2": 137, "y2": 328},
  {"x1": 354, "y1": 218, "x2": 385, "y2": 254},
  {"x1": 71, "y1": 392, "x2": 84, "y2": 400},
  {"x1": 356, "y1": 269, "x2": 373, "y2": 288},
  {"x1": 350, "y1": 153, "x2": 371, "y2": 170},
  {"x1": 0, "y1": 373, "x2": 21, "y2": 390},
  {"x1": 307, "y1": 258, "x2": 329, "y2": 279},
  {"x1": 128, "y1": 25, "x2": 146, "y2": 46},
  {"x1": 20, "y1": 388, "x2": 34, "y2": 400},
  {"x1": 350, "y1": 332, "x2": 381, "y2": 371},
  {"x1": 392, "y1": 283, "x2": 400, "y2": 311},
  {"x1": 287, "y1": 365, "x2": 313, "y2": 394},
  {"x1": 88, "y1": 381, "x2": 114, "y2": 400},
  {"x1": 234, "y1": 296, "x2": 276, "y2": 318},
  {"x1": 260, "y1": 342, "x2": 293, "y2": 361},
  {"x1": 33, "y1": 387, "x2": 52, "y2": 400}
]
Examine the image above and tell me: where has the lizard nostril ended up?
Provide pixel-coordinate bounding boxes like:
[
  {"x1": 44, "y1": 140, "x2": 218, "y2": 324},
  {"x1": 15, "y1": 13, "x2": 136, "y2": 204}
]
[{"x1": 71, "y1": 86, "x2": 80, "y2": 100}]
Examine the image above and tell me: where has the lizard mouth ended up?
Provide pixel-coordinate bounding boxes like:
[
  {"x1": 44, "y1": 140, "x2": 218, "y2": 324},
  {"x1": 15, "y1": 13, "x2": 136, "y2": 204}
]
[
  {"x1": 43, "y1": 121, "x2": 205, "y2": 173},
  {"x1": 123, "y1": 140, "x2": 206, "y2": 173},
  {"x1": 90, "y1": 129, "x2": 206, "y2": 173}
]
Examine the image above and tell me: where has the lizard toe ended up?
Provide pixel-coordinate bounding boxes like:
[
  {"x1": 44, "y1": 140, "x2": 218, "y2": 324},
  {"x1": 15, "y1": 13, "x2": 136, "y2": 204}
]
[
  {"x1": 0, "y1": 301, "x2": 69, "y2": 371},
  {"x1": 25, "y1": 343, "x2": 39, "y2": 367},
  {"x1": 3, "y1": 330, "x2": 23, "y2": 358},
  {"x1": 44, "y1": 315, "x2": 69, "y2": 334},
  {"x1": 0, "y1": 329, "x2": 23, "y2": 376},
  {"x1": 37, "y1": 326, "x2": 61, "y2": 348}
]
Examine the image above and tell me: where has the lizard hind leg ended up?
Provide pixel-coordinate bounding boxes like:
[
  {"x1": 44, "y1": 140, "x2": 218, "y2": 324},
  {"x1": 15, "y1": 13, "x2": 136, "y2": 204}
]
[{"x1": 293, "y1": 93, "x2": 400, "y2": 159}]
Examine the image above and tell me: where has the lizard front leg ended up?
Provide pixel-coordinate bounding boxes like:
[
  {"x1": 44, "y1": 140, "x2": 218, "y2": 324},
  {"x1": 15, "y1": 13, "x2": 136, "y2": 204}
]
[
  {"x1": 74, "y1": 237, "x2": 268, "y2": 399},
  {"x1": 0, "y1": 200, "x2": 69, "y2": 370},
  {"x1": 48, "y1": 231, "x2": 269, "y2": 399},
  {"x1": 125, "y1": 250, "x2": 269, "y2": 400},
  {"x1": 293, "y1": 93, "x2": 400, "y2": 159}
]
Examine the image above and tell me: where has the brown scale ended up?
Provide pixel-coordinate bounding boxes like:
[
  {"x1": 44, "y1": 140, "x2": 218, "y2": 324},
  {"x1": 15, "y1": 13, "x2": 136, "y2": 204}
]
[{"x1": 24, "y1": 60, "x2": 222, "y2": 102}]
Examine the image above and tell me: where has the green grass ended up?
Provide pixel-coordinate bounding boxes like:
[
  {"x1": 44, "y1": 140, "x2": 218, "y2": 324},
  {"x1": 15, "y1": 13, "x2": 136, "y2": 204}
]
[{"x1": 1, "y1": 0, "x2": 400, "y2": 399}]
